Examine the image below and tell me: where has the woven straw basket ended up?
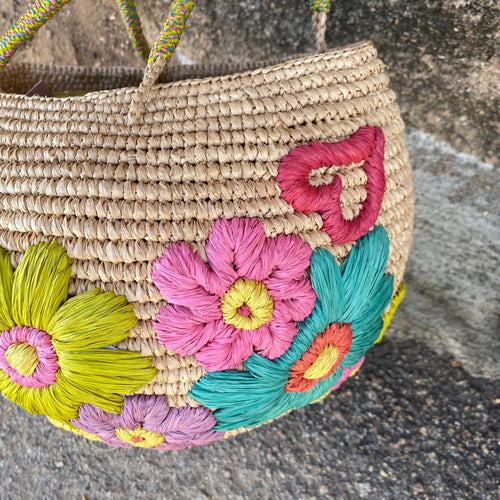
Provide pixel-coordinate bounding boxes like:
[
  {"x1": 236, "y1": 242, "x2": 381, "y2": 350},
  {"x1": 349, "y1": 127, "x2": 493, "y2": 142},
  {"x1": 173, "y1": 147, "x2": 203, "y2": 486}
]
[{"x1": 0, "y1": 0, "x2": 413, "y2": 449}]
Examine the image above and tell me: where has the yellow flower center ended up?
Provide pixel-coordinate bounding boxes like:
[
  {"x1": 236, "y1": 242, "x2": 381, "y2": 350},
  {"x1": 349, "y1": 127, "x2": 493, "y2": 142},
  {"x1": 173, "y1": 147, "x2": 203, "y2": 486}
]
[
  {"x1": 349, "y1": 364, "x2": 362, "y2": 378},
  {"x1": 303, "y1": 344, "x2": 339, "y2": 380},
  {"x1": 5, "y1": 342, "x2": 39, "y2": 376},
  {"x1": 220, "y1": 278, "x2": 274, "y2": 330},
  {"x1": 115, "y1": 426, "x2": 165, "y2": 448}
]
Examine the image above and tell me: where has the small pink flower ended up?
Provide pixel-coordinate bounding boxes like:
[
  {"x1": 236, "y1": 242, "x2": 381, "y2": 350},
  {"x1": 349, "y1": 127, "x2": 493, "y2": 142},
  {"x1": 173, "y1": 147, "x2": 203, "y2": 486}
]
[
  {"x1": 152, "y1": 217, "x2": 316, "y2": 371},
  {"x1": 0, "y1": 326, "x2": 59, "y2": 389}
]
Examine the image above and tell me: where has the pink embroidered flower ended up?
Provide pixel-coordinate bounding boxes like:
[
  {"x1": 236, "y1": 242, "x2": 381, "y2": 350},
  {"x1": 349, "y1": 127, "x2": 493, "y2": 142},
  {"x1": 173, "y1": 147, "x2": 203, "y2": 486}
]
[
  {"x1": 71, "y1": 394, "x2": 224, "y2": 450},
  {"x1": 331, "y1": 356, "x2": 365, "y2": 391},
  {"x1": 277, "y1": 126, "x2": 386, "y2": 244},
  {"x1": 152, "y1": 217, "x2": 315, "y2": 371}
]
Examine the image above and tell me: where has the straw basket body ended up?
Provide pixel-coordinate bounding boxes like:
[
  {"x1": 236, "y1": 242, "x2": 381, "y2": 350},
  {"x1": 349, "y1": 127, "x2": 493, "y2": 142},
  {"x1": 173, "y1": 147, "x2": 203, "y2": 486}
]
[{"x1": 0, "y1": 40, "x2": 414, "y2": 438}]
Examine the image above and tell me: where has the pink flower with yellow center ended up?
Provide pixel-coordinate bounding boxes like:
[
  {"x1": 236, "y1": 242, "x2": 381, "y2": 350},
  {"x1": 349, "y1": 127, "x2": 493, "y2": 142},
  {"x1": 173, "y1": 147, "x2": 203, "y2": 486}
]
[
  {"x1": 152, "y1": 217, "x2": 316, "y2": 371},
  {"x1": 0, "y1": 326, "x2": 59, "y2": 388},
  {"x1": 191, "y1": 226, "x2": 396, "y2": 431}
]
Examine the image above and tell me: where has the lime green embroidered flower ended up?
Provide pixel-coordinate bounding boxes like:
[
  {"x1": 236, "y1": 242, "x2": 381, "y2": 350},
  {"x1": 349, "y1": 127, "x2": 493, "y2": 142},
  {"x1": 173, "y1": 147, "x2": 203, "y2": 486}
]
[{"x1": 0, "y1": 241, "x2": 156, "y2": 422}]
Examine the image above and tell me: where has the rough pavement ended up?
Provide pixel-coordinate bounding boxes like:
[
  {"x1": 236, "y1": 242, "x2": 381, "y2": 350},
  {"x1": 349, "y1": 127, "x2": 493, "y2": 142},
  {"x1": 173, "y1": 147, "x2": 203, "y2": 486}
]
[{"x1": 0, "y1": 337, "x2": 497, "y2": 500}]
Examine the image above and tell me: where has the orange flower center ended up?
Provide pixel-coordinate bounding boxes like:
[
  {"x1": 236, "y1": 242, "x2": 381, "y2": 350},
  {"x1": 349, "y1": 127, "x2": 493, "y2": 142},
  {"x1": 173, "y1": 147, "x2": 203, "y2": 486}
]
[{"x1": 285, "y1": 323, "x2": 353, "y2": 393}]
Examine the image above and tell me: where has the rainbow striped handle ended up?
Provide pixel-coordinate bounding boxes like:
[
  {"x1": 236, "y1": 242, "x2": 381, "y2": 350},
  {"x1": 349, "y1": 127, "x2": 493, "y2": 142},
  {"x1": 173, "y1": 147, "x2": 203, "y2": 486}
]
[
  {"x1": 0, "y1": 0, "x2": 152, "y2": 68},
  {"x1": 310, "y1": 0, "x2": 331, "y2": 12},
  {"x1": 0, "y1": 0, "x2": 196, "y2": 70},
  {"x1": 0, "y1": 0, "x2": 331, "y2": 70},
  {"x1": 147, "y1": 0, "x2": 195, "y2": 65},
  {"x1": 0, "y1": 0, "x2": 71, "y2": 69},
  {"x1": 115, "y1": 0, "x2": 150, "y2": 62}
]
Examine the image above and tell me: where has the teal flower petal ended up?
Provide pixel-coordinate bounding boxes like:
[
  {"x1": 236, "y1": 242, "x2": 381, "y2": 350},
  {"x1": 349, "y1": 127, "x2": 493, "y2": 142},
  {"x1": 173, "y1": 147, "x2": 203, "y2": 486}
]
[
  {"x1": 340, "y1": 226, "x2": 391, "y2": 323},
  {"x1": 309, "y1": 248, "x2": 344, "y2": 323}
]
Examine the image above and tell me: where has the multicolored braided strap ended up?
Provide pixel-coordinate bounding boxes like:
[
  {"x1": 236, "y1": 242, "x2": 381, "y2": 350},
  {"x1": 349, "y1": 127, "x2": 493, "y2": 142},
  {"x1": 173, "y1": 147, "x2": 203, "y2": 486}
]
[
  {"x1": 0, "y1": 0, "x2": 71, "y2": 69},
  {"x1": 310, "y1": 0, "x2": 331, "y2": 12},
  {"x1": 0, "y1": 0, "x2": 153, "y2": 68},
  {"x1": 0, "y1": 0, "x2": 331, "y2": 69},
  {"x1": 115, "y1": 0, "x2": 150, "y2": 62}
]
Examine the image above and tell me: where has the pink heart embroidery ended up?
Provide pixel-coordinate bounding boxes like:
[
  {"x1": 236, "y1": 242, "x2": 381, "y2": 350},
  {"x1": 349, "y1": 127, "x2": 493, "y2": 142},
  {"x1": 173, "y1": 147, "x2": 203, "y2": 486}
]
[{"x1": 276, "y1": 126, "x2": 386, "y2": 244}]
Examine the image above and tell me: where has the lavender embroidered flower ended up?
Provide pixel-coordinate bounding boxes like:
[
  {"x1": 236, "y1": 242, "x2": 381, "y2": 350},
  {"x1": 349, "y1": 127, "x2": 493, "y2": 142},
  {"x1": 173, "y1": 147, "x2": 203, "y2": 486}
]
[{"x1": 71, "y1": 394, "x2": 224, "y2": 450}]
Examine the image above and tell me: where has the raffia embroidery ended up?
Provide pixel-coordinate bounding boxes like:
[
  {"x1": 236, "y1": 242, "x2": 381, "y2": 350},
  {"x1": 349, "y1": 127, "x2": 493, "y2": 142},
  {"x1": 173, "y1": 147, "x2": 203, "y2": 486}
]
[
  {"x1": 72, "y1": 394, "x2": 224, "y2": 450},
  {"x1": 277, "y1": 126, "x2": 386, "y2": 245},
  {"x1": 0, "y1": 242, "x2": 156, "y2": 422},
  {"x1": 152, "y1": 217, "x2": 316, "y2": 372},
  {"x1": 190, "y1": 226, "x2": 394, "y2": 431}
]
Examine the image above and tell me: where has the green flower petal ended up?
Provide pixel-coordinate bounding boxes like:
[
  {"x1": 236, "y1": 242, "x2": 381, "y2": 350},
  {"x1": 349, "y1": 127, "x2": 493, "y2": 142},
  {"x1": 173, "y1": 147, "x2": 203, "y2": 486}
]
[
  {"x1": 0, "y1": 241, "x2": 156, "y2": 423},
  {"x1": 56, "y1": 348, "x2": 156, "y2": 408},
  {"x1": 0, "y1": 349, "x2": 155, "y2": 421},
  {"x1": 11, "y1": 242, "x2": 72, "y2": 331},
  {"x1": 48, "y1": 289, "x2": 137, "y2": 349},
  {"x1": 0, "y1": 248, "x2": 14, "y2": 331},
  {"x1": 50, "y1": 375, "x2": 125, "y2": 419},
  {"x1": 0, "y1": 371, "x2": 72, "y2": 420}
]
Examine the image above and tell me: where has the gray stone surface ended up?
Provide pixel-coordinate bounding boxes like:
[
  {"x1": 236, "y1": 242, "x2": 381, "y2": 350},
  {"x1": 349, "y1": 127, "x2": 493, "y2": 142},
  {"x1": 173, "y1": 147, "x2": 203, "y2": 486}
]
[
  {"x1": 402, "y1": 128, "x2": 499, "y2": 379},
  {"x1": 0, "y1": 1, "x2": 498, "y2": 498}
]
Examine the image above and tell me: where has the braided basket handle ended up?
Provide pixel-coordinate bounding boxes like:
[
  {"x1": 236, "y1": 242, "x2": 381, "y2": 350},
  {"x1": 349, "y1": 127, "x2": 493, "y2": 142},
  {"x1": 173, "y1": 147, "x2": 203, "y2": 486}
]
[
  {"x1": 127, "y1": 0, "x2": 196, "y2": 124},
  {"x1": 0, "y1": 0, "x2": 331, "y2": 123},
  {"x1": 0, "y1": 0, "x2": 148, "y2": 68},
  {"x1": 127, "y1": 0, "x2": 331, "y2": 124}
]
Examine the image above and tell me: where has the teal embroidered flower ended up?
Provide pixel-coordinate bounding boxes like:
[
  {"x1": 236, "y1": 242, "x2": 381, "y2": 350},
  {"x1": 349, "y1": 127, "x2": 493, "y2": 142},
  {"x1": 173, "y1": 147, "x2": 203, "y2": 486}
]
[{"x1": 190, "y1": 226, "x2": 394, "y2": 431}]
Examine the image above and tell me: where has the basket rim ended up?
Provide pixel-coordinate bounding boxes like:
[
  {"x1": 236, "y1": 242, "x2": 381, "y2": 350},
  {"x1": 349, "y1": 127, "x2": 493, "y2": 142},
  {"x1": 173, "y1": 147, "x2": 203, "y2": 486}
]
[{"x1": 0, "y1": 40, "x2": 375, "y2": 102}]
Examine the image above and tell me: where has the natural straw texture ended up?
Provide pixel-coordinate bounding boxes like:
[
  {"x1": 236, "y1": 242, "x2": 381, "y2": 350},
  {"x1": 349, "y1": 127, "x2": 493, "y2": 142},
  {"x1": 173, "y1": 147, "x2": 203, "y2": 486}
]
[
  {"x1": 0, "y1": 41, "x2": 414, "y2": 407},
  {"x1": 312, "y1": 11, "x2": 328, "y2": 52},
  {"x1": 310, "y1": 0, "x2": 331, "y2": 51},
  {"x1": 127, "y1": 0, "x2": 196, "y2": 125}
]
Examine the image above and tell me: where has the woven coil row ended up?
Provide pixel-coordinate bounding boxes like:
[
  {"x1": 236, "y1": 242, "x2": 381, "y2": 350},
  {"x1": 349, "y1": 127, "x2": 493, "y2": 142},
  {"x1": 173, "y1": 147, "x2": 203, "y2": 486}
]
[{"x1": 0, "y1": 41, "x2": 414, "y2": 408}]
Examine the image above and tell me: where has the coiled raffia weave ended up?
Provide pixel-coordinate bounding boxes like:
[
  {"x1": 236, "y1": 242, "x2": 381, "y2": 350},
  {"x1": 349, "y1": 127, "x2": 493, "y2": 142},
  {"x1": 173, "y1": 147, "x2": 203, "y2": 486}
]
[{"x1": 0, "y1": 40, "x2": 414, "y2": 409}]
